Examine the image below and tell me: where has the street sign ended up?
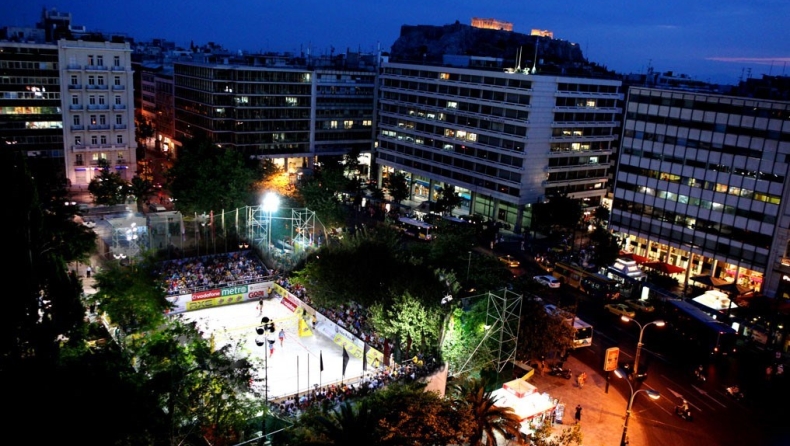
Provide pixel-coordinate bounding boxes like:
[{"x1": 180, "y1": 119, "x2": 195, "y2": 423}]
[{"x1": 604, "y1": 347, "x2": 620, "y2": 372}]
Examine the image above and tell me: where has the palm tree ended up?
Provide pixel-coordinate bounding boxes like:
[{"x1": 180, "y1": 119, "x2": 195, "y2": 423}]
[
  {"x1": 128, "y1": 175, "x2": 156, "y2": 212},
  {"x1": 301, "y1": 400, "x2": 380, "y2": 445},
  {"x1": 452, "y1": 377, "x2": 524, "y2": 445}
]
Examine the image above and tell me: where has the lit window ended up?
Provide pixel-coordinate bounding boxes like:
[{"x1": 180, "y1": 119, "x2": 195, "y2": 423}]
[
  {"x1": 444, "y1": 129, "x2": 455, "y2": 137},
  {"x1": 586, "y1": 100, "x2": 596, "y2": 107},
  {"x1": 447, "y1": 101, "x2": 458, "y2": 109},
  {"x1": 330, "y1": 121, "x2": 338, "y2": 129},
  {"x1": 344, "y1": 120, "x2": 353, "y2": 129},
  {"x1": 439, "y1": 73, "x2": 450, "y2": 80},
  {"x1": 363, "y1": 120, "x2": 372, "y2": 127},
  {"x1": 285, "y1": 97, "x2": 298, "y2": 106}
]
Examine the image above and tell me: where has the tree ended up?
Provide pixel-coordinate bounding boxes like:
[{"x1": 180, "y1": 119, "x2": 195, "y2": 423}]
[
  {"x1": 434, "y1": 185, "x2": 462, "y2": 215},
  {"x1": 88, "y1": 251, "x2": 172, "y2": 334},
  {"x1": 587, "y1": 226, "x2": 620, "y2": 268},
  {"x1": 529, "y1": 421, "x2": 583, "y2": 446},
  {"x1": 385, "y1": 172, "x2": 409, "y2": 204},
  {"x1": 128, "y1": 175, "x2": 156, "y2": 213},
  {"x1": 450, "y1": 377, "x2": 524, "y2": 445},
  {"x1": 166, "y1": 137, "x2": 261, "y2": 214},
  {"x1": 516, "y1": 299, "x2": 574, "y2": 361},
  {"x1": 530, "y1": 196, "x2": 582, "y2": 238},
  {"x1": 368, "y1": 292, "x2": 443, "y2": 355},
  {"x1": 294, "y1": 400, "x2": 380, "y2": 445},
  {"x1": 88, "y1": 158, "x2": 130, "y2": 205},
  {"x1": 370, "y1": 382, "x2": 474, "y2": 446}
]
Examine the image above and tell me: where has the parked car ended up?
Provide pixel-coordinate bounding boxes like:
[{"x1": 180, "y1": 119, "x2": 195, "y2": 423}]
[
  {"x1": 533, "y1": 275, "x2": 561, "y2": 288},
  {"x1": 604, "y1": 303, "x2": 636, "y2": 318},
  {"x1": 498, "y1": 255, "x2": 520, "y2": 268},
  {"x1": 625, "y1": 299, "x2": 655, "y2": 313}
]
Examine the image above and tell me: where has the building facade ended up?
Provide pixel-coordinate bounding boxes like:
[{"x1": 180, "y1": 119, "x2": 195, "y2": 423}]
[
  {"x1": 374, "y1": 61, "x2": 622, "y2": 231},
  {"x1": 610, "y1": 87, "x2": 790, "y2": 297},
  {"x1": 173, "y1": 54, "x2": 377, "y2": 173},
  {"x1": 0, "y1": 41, "x2": 64, "y2": 175},
  {"x1": 59, "y1": 39, "x2": 137, "y2": 187}
]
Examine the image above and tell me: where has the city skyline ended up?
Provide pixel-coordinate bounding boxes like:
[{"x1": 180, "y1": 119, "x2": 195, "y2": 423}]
[{"x1": 3, "y1": 1, "x2": 790, "y2": 85}]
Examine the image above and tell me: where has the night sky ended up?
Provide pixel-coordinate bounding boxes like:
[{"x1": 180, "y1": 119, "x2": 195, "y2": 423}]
[{"x1": 3, "y1": 1, "x2": 789, "y2": 85}]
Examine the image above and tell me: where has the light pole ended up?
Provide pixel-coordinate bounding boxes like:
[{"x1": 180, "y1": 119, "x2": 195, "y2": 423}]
[
  {"x1": 262, "y1": 192, "x2": 280, "y2": 252},
  {"x1": 620, "y1": 316, "x2": 665, "y2": 380},
  {"x1": 466, "y1": 251, "x2": 472, "y2": 281},
  {"x1": 614, "y1": 367, "x2": 660, "y2": 446},
  {"x1": 255, "y1": 316, "x2": 276, "y2": 445}
]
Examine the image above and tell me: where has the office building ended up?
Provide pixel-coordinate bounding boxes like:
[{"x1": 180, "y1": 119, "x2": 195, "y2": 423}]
[
  {"x1": 610, "y1": 86, "x2": 790, "y2": 297},
  {"x1": 375, "y1": 60, "x2": 622, "y2": 232}
]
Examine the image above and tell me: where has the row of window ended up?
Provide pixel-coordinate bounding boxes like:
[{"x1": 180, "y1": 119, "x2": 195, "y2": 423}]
[
  {"x1": 554, "y1": 112, "x2": 617, "y2": 123},
  {"x1": 71, "y1": 94, "x2": 124, "y2": 106},
  {"x1": 0, "y1": 106, "x2": 61, "y2": 115},
  {"x1": 625, "y1": 111, "x2": 790, "y2": 147},
  {"x1": 384, "y1": 67, "x2": 533, "y2": 90},
  {"x1": 615, "y1": 182, "x2": 778, "y2": 224},
  {"x1": 83, "y1": 55, "x2": 122, "y2": 67},
  {"x1": 620, "y1": 142, "x2": 786, "y2": 184},
  {"x1": 73, "y1": 114, "x2": 125, "y2": 126},
  {"x1": 550, "y1": 141, "x2": 611, "y2": 152},
  {"x1": 611, "y1": 213, "x2": 769, "y2": 266},
  {"x1": 617, "y1": 164, "x2": 782, "y2": 202},
  {"x1": 174, "y1": 65, "x2": 311, "y2": 83},
  {"x1": 0, "y1": 60, "x2": 58, "y2": 70},
  {"x1": 1, "y1": 91, "x2": 59, "y2": 100},
  {"x1": 70, "y1": 75, "x2": 124, "y2": 86},
  {"x1": 382, "y1": 78, "x2": 532, "y2": 105},
  {"x1": 74, "y1": 134, "x2": 125, "y2": 145},
  {"x1": 628, "y1": 91, "x2": 790, "y2": 120},
  {"x1": 0, "y1": 76, "x2": 59, "y2": 85}
]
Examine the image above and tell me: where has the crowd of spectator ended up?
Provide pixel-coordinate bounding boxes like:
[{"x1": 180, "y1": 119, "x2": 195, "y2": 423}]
[
  {"x1": 158, "y1": 251, "x2": 270, "y2": 295},
  {"x1": 268, "y1": 355, "x2": 441, "y2": 418}
]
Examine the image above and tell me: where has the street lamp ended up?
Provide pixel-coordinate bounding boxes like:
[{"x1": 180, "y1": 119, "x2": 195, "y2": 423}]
[
  {"x1": 620, "y1": 316, "x2": 665, "y2": 380},
  {"x1": 466, "y1": 251, "x2": 472, "y2": 281},
  {"x1": 262, "y1": 192, "x2": 280, "y2": 251},
  {"x1": 255, "y1": 316, "x2": 276, "y2": 445},
  {"x1": 614, "y1": 367, "x2": 660, "y2": 446}
]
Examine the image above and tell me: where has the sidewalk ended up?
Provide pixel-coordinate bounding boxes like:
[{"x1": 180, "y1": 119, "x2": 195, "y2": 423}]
[{"x1": 524, "y1": 354, "x2": 646, "y2": 446}]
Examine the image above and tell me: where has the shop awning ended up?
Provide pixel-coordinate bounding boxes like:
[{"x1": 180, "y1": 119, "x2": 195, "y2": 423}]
[
  {"x1": 618, "y1": 251, "x2": 649, "y2": 264},
  {"x1": 643, "y1": 261, "x2": 685, "y2": 275},
  {"x1": 690, "y1": 275, "x2": 752, "y2": 296}
]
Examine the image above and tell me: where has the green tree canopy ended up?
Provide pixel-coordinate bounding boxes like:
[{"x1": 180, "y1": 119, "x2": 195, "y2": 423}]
[
  {"x1": 88, "y1": 158, "x2": 130, "y2": 205},
  {"x1": 166, "y1": 137, "x2": 261, "y2": 214},
  {"x1": 385, "y1": 172, "x2": 409, "y2": 204}
]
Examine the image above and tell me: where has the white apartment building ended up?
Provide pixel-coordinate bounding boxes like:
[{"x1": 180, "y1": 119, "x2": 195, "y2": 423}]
[
  {"x1": 610, "y1": 87, "x2": 790, "y2": 297},
  {"x1": 59, "y1": 39, "x2": 136, "y2": 187},
  {"x1": 375, "y1": 61, "x2": 622, "y2": 231}
]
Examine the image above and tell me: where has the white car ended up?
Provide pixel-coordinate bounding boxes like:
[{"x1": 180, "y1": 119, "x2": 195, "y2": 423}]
[{"x1": 533, "y1": 275, "x2": 561, "y2": 288}]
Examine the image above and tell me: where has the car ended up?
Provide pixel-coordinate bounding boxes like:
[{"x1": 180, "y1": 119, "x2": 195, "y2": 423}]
[
  {"x1": 533, "y1": 275, "x2": 561, "y2": 288},
  {"x1": 604, "y1": 303, "x2": 636, "y2": 318},
  {"x1": 625, "y1": 299, "x2": 655, "y2": 313},
  {"x1": 498, "y1": 255, "x2": 520, "y2": 268}
]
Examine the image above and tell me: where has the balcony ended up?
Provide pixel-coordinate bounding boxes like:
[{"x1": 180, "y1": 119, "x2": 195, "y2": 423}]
[
  {"x1": 69, "y1": 104, "x2": 83, "y2": 110},
  {"x1": 85, "y1": 65, "x2": 108, "y2": 71},
  {"x1": 111, "y1": 66, "x2": 125, "y2": 71},
  {"x1": 87, "y1": 104, "x2": 110, "y2": 110},
  {"x1": 70, "y1": 125, "x2": 84, "y2": 131},
  {"x1": 68, "y1": 84, "x2": 83, "y2": 90},
  {"x1": 114, "y1": 124, "x2": 127, "y2": 130},
  {"x1": 66, "y1": 64, "x2": 81, "y2": 70},
  {"x1": 88, "y1": 124, "x2": 111, "y2": 131},
  {"x1": 113, "y1": 104, "x2": 126, "y2": 110},
  {"x1": 112, "y1": 85, "x2": 125, "y2": 91}
]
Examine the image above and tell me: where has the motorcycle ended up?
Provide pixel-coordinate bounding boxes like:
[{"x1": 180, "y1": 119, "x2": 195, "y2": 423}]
[
  {"x1": 675, "y1": 402, "x2": 693, "y2": 421},
  {"x1": 693, "y1": 366, "x2": 707, "y2": 383},
  {"x1": 548, "y1": 363, "x2": 572, "y2": 379},
  {"x1": 725, "y1": 385, "x2": 744, "y2": 402}
]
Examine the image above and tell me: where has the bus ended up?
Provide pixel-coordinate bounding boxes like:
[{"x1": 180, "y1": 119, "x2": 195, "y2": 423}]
[
  {"x1": 397, "y1": 217, "x2": 435, "y2": 241},
  {"x1": 552, "y1": 262, "x2": 620, "y2": 300},
  {"x1": 665, "y1": 299, "x2": 738, "y2": 356},
  {"x1": 545, "y1": 304, "x2": 594, "y2": 349}
]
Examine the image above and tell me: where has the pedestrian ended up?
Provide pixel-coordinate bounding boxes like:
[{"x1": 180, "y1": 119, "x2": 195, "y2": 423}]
[
  {"x1": 257, "y1": 297, "x2": 263, "y2": 315},
  {"x1": 86, "y1": 265, "x2": 92, "y2": 278},
  {"x1": 575, "y1": 405, "x2": 582, "y2": 424},
  {"x1": 279, "y1": 328, "x2": 285, "y2": 347},
  {"x1": 268, "y1": 338, "x2": 275, "y2": 357},
  {"x1": 577, "y1": 372, "x2": 584, "y2": 388},
  {"x1": 312, "y1": 314, "x2": 317, "y2": 329}
]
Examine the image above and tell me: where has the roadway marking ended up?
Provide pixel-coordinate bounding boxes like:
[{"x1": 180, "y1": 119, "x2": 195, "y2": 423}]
[{"x1": 691, "y1": 384, "x2": 728, "y2": 408}]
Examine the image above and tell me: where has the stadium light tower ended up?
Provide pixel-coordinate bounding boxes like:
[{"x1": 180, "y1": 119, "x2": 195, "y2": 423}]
[{"x1": 262, "y1": 192, "x2": 280, "y2": 251}]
